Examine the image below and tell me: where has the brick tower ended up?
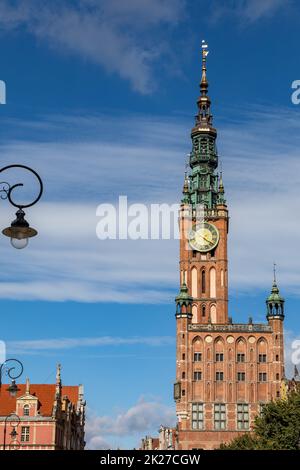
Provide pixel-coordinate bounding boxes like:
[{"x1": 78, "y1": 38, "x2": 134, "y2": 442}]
[{"x1": 174, "y1": 42, "x2": 285, "y2": 450}]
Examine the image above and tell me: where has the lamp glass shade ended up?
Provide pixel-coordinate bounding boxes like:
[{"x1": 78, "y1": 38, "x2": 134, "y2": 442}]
[{"x1": 10, "y1": 238, "x2": 29, "y2": 249}]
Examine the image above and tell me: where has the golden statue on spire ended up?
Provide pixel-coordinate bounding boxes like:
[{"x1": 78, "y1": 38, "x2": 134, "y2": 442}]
[
  {"x1": 200, "y1": 40, "x2": 209, "y2": 89},
  {"x1": 201, "y1": 39, "x2": 209, "y2": 59}
]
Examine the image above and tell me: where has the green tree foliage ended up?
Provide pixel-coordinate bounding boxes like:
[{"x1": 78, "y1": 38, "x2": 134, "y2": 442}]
[{"x1": 221, "y1": 390, "x2": 300, "y2": 450}]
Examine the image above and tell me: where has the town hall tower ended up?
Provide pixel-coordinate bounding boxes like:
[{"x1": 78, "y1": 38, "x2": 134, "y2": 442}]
[{"x1": 174, "y1": 42, "x2": 285, "y2": 450}]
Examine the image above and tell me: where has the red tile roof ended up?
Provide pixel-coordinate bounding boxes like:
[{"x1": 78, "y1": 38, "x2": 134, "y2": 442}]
[{"x1": 0, "y1": 384, "x2": 79, "y2": 416}]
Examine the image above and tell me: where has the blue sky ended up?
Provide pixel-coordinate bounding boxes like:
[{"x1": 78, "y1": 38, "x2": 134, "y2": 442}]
[{"x1": 0, "y1": 0, "x2": 300, "y2": 449}]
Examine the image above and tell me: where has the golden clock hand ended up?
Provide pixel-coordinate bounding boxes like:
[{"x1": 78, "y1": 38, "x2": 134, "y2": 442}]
[{"x1": 200, "y1": 234, "x2": 213, "y2": 245}]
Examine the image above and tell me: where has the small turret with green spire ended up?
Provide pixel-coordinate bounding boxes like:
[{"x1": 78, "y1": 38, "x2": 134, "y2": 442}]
[
  {"x1": 175, "y1": 273, "x2": 193, "y2": 316},
  {"x1": 266, "y1": 264, "x2": 285, "y2": 320},
  {"x1": 217, "y1": 171, "x2": 226, "y2": 205},
  {"x1": 181, "y1": 170, "x2": 190, "y2": 204}
]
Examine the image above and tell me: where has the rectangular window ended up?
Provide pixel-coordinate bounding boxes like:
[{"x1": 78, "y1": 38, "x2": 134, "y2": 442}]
[
  {"x1": 193, "y1": 353, "x2": 202, "y2": 362},
  {"x1": 214, "y1": 403, "x2": 226, "y2": 430},
  {"x1": 193, "y1": 371, "x2": 202, "y2": 381},
  {"x1": 259, "y1": 372, "x2": 267, "y2": 382},
  {"x1": 21, "y1": 426, "x2": 30, "y2": 443},
  {"x1": 259, "y1": 354, "x2": 267, "y2": 363},
  {"x1": 237, "y1": 404, "x2": 249, "y2": 430},
  {"x1": 237, "y1": 353, "x2": 245, "y2": 363},
  {"x1": 237, "y1": 372, "x2": 246, "y2": 382},
  {"x1": 216, "y1": 353, "x2": 224, "y2": 362},
  {"x1": 216, "y1": 372, "x2": 224, "y2": 381},
  {"x1": 192, "y1": 403, "x2": 204, "y2": 430}
]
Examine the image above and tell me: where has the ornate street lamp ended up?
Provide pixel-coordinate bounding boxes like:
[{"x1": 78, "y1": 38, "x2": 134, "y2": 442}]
[
  {"x1": 0, "y1": 359, "x2": 24, "y2": 397},
  {"x1": 3, "y1": 413, "x2": 21, "y2": 450},
  {"x1": 0, "y1": 164, "x2": 43, "y2": 249}
]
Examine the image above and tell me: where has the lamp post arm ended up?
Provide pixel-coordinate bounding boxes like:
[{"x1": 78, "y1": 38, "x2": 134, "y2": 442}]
[
  {"x1": 3, "y1": 413, "x2": 20, "y2": 451},
  {"x1": 0, "y1": 164, "x2": 43, "y2": 209},
  {"x1": 0, "y1": 359, "x2": 24, "y2": 387}
]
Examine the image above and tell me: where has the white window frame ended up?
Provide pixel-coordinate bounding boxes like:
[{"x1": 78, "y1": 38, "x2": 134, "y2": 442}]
[
  {"x1": 191, "y1": 403, "x2": 204, "y2": 430},
  {"x1": 237, "y1": 403, "x2": 249, "y2": 430},
  {"x1": 21, "y1": 426, "x2": 30, "y2": 442},
  {"x1": 214, "y1": 403, "x2": 226, "y2": 430}
]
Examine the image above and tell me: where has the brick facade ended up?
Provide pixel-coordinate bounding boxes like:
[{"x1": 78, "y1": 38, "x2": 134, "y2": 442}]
[
  {"x1": 174, "y1": 45, "x2": 285, "y2": 450},
  {"x1": 0, "y1": 365, "x2": 85, "y2": 450}
]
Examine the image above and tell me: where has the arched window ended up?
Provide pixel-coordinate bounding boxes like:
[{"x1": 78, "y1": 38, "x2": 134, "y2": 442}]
[
  {"x1": 23, "y1": 405, "x2": 29, "y2": 416},
  {"x1": 210, "y1": 268, "x2": 216, "y2": 298},
  {"x1": 202, "y1": 305, "x2": 206, "y2": 317},
  {"x1": 192, "y1": 305, "x2": 198, "y2": 323},
  {"x1": 210, "y1": 304, "x2": 217, "y2": 323},
  {"x1": 201, "y1": 270, "x2": 206, "y2": 294},
  {"x1": 192, "y1": 267, "x2": 198, "y2": 297}
]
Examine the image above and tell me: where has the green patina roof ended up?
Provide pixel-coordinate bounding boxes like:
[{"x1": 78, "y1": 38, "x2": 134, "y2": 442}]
[
  {"x1": 175, "y1": 282, "x2": 193, "y2": 304},
  {"x1": 181, "y1": 44, "x2": 226, "y2": 209},
  {"x1": 267, "y1": 281, "x2": 285, "y2": 303}
]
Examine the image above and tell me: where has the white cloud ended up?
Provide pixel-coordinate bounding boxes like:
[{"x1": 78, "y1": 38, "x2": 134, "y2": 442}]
[
  {"x1": 8, "y1": 335, "x2": 174, "y2": 355},
  {"x1": 85, "y1": 397, "x2": 176, "y2": 449},
  {"x1": 238, "y1": 0, "x2": 288, "y2": 22},
  {"x1": 211, "y1": 0, "x2": 289, "y2": 23},
  {"x1": 0, "y1": 0, "x2": 185, "y2": 93},
  {"x1": 1, "y1": 105, "x2": 300, "y2": 306}
]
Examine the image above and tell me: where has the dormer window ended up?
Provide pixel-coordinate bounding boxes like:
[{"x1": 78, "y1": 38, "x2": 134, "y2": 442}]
[{"x1": 23, "y1": 404, "x2": 30, "y2": 416}]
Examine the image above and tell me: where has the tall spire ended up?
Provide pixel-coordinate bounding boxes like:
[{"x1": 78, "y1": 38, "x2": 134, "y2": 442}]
[
  {"x1": 194, "y1": 40, "x2": 215, "y2": 133},
  {"x1": 189, "y1": 41, "x2": 221, "y2": 209}
]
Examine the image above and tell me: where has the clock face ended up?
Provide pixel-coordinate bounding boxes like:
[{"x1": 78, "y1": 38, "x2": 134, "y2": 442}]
[{"x1": 189, "y1": 222, "x2": 219, "y2": 252}]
